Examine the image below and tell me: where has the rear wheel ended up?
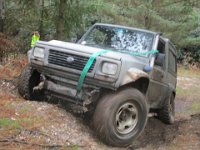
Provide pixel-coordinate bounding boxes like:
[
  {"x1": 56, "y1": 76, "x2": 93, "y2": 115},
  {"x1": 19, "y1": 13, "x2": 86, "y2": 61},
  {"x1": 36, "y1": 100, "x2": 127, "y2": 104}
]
[
  {"x1": 157, "y1": 93, "x2": 175, "y2": 124},
  {"x1": 93, "y1": 88, "x2": 148, "y2": 147},
  {"x1": 18, "y1": 64, "x2": 42, "y2": 100}
]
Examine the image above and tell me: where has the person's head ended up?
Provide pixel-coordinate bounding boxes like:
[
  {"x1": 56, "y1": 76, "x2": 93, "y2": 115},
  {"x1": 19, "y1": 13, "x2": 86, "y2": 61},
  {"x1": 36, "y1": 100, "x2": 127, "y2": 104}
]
[{"x1": 33, "y1": 31, "x2": 40, "y2": 36}]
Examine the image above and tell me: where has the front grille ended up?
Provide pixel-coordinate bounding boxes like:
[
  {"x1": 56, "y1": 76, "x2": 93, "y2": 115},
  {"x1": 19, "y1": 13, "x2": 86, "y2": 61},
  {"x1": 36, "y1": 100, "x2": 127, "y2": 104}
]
[{"x1": 48, "y1": 49, "x2": 96, "y2": 72}]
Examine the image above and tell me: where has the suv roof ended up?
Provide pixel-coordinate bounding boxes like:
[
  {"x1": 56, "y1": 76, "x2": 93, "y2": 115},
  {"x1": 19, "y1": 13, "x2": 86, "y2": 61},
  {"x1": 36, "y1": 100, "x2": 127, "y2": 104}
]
[
  {"x1": 159, "y1": 36, "x2": 177, "y2": 55},
  {"x1": 94, "y1": 23, "x2": 159, "y2": 35}
]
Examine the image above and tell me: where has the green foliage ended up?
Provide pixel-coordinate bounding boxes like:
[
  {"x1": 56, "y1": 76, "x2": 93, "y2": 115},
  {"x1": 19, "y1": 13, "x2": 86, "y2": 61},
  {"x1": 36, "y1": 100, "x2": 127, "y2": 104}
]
[
  {"x1": 2, "y1": 0, "x2": 200, "y2": 64},
  {"x1": 92, "y1": 0, "x2": 199, "y2": 48},
  {"x1": 86, "y1": 0, "x2": 200, "y2": 64}
]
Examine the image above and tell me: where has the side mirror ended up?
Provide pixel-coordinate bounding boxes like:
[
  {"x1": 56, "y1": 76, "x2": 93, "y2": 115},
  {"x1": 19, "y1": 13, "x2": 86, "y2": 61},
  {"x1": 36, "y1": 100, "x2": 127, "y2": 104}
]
[
  {"x1": 70, "y1": 37, "x2": 78, "y2": 43},
  {"x1": 70, "y1": 32, "x2": 85, "y2": 43},
  {"x1": 155, "y1": 53, "x2": 165, "y2": 67}
]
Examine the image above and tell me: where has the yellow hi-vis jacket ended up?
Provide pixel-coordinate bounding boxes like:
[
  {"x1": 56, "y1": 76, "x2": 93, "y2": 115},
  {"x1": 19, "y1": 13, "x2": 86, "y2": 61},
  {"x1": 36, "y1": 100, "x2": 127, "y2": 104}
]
[{"x1": 31, "y1": 34, "x2": 40, "y2": 47}]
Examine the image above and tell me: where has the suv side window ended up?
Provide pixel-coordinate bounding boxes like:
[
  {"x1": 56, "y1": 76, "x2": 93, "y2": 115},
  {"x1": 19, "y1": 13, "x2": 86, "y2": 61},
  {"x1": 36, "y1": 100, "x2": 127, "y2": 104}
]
[
  {"x1": 157, "y1": 39, "x2": 165, "y2": 54},
  {"x1": 155, "y1": 38, "x2": 166, "y2": 68},
  {"x1": 168, "y1": 48, "x2": 177, "y2": 74}
]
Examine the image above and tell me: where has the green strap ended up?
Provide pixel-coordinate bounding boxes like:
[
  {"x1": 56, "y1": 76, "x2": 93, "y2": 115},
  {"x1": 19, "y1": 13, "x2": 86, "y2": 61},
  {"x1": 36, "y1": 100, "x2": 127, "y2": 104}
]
[
  {"x1": 76, "y1": 50, "x2": 108, "y2": 94},
  {"x1": 128, "y1": 49, "x2": 158, "y2": 56},
  {"x1": 76, "y1": 49, "x2": 158, "y2": 95}
]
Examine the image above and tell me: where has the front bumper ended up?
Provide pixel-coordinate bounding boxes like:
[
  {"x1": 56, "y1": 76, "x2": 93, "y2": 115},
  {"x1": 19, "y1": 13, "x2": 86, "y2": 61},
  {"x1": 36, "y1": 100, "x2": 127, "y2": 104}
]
[
  {"x1": 31, "y1": 60, "x2": 118, "y2": 104},
  {"x1": 31, "y1": 60, "x2": 117, "y2": 89}
]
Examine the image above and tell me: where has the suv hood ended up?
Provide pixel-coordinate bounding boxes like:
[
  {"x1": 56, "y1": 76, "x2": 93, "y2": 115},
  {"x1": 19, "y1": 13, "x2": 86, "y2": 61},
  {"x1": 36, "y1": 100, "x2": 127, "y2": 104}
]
[{"x1": 37, "y1": 40, "x2": 121, "y2": 61}]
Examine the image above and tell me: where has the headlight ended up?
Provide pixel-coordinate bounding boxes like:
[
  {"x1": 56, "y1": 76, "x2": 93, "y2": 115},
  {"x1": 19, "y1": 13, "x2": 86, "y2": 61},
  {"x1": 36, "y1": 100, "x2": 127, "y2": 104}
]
[
  {"x1": 27, "y1": 49, "x2": 32, "y2": 63},
  {"x1": 33, "y1": 47, "x2": 45, "y2": 58},
  {"x1": 102, "y1": 62, "x2": 118, "y2": 75}
]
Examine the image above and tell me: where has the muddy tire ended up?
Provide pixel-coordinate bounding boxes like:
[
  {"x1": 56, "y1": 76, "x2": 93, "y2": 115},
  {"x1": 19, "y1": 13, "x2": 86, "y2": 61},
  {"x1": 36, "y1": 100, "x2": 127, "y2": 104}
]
[
  {"x1": 157, "y1": 93, "x2": 175, "y2": 124},
  {"x1": 93, "y1": 88, "x2": 148, "y2": 147},
  {"x1": 18, "y1": 64, "x2": 42, "y2": 100}
]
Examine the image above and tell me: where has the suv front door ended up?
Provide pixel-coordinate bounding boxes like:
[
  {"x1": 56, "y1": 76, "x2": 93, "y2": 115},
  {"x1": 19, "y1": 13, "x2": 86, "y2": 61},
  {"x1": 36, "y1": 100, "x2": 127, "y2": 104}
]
[{"x1": 148, "y1": 38, "x2": 168, "y2": 108}]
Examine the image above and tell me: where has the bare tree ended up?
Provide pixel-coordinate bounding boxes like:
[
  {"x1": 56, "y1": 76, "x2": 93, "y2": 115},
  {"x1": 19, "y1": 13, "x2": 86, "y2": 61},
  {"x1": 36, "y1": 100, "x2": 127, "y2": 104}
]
[{"x1": 55, "y1": 0, "x2": 67, "y2": 40}]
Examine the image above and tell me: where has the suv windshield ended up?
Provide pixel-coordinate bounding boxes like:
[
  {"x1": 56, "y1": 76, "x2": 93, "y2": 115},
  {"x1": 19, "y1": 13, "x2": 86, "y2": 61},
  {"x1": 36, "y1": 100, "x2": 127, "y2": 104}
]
[{"x1": 80, "y1": 25, "x2": 154, "y2": 57}]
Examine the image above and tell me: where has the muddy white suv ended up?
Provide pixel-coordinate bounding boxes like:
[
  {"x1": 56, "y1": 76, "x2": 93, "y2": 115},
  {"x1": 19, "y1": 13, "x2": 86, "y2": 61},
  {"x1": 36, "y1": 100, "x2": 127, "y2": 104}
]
[{"x1": 18, "y1": 23, "x2": 177, "y2": 147}]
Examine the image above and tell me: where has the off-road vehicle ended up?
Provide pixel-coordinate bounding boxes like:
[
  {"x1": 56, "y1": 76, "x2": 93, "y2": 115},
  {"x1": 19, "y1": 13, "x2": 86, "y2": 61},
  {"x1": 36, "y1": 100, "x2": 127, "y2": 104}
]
[{"x1": 18, "y1": 23, "x2": 177, "y2": 147}]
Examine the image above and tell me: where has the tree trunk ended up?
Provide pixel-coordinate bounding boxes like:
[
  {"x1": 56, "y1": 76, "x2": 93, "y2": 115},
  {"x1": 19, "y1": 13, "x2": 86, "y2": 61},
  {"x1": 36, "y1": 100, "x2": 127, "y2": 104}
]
[
  {"x1": 0, "y1": 17, "x2": 3, "y2": 32},
  {"x1": 39, "y1": 0, "x2": 45, "y2": 38},
  {"x1": 0, "y1": 0, "x2": 5, "y2": 32},
  {"x1": 144, "y1": 14, "x2": 151, "y2": 29},
  {"x1": 55, "y1": 0, "x2": 67, "y2": 40},
  {"x1": 144, "y1": 1, "x2": 152, "y2": 30}
]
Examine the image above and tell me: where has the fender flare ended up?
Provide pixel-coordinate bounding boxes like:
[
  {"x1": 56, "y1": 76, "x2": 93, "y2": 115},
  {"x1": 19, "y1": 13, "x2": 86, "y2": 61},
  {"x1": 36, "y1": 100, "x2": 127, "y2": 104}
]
[{"x1": 120, "y1": 68, "x2": 149, "y2": 86}]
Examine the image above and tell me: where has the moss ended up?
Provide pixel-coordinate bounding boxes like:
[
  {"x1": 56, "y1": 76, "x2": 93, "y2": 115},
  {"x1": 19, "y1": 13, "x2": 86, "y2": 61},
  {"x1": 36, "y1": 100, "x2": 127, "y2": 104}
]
[
  {"x1": 0, "y1": 117, "x2": 37, "y2": 130},
  {"x1": 0, "y1": 118, "x2": 21, "y2": 129}
]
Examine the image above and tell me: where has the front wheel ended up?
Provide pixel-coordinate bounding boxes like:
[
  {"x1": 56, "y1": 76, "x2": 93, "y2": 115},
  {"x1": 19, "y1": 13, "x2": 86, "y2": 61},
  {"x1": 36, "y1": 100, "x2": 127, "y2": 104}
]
[
  {"x1": 18, "y1": 64, "x2": 42, "y2": 100},
  {"x1": 93, "y1": 88, "x2": 148, "y2": 147}
]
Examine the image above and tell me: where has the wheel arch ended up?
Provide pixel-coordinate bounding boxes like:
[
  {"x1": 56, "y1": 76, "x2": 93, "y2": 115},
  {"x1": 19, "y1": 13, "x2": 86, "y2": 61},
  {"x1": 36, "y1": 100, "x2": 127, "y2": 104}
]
[
  {"x1": 168, "y1": 83, "x2": 176, "y2": 99},
  {"x1": 119, "y1": 77, "x2": 150, "y2": 95}
]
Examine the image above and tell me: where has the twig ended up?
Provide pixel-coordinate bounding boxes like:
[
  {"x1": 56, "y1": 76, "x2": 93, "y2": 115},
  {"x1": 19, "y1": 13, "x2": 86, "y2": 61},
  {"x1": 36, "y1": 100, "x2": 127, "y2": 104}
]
[{"x1": 0, "y1": 138, "x2": 86, "y2": 148}]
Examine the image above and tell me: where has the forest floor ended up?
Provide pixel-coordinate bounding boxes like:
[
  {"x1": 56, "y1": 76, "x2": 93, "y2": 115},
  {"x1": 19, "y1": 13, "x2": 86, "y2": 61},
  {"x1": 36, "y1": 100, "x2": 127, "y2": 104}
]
[{"x1": 0, "y1": 57, "x2": 200, "y2": 150}]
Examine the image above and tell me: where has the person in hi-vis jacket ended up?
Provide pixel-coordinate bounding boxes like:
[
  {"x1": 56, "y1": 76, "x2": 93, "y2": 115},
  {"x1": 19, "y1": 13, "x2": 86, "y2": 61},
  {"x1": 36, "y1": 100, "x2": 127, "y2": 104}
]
[{"x1": 31, "y1": 31, "x2": 40, "y2": 47}]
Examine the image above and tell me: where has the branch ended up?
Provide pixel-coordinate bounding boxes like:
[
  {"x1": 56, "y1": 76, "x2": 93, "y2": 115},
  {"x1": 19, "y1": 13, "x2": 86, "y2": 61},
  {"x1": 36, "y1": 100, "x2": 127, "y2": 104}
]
[{"x1": 0, "y1": 137, "x2": 86, "y2": 148}]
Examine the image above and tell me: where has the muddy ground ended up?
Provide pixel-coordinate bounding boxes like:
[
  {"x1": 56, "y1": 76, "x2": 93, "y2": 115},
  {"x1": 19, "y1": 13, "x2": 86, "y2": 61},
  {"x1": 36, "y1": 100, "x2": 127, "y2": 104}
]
[{"x1": 0, "y1": 64, "x2": 200, "y2": 150}]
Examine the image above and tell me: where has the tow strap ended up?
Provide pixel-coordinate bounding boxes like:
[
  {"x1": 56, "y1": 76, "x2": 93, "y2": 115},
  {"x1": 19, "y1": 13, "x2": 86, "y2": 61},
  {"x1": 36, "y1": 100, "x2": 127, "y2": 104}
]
[
  {"x1": 76, "y1": 50, "x2": 109, "y2": 94},
  {"x1": 76, "y1": 49, "x2": 158, "y2": 95}
]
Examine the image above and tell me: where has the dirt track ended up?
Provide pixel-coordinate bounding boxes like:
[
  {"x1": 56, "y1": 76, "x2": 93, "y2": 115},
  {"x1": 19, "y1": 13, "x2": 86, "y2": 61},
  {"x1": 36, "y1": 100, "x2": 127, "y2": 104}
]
[{"x1": 0, "y1": 73, "x2": 200, "y2": 149}]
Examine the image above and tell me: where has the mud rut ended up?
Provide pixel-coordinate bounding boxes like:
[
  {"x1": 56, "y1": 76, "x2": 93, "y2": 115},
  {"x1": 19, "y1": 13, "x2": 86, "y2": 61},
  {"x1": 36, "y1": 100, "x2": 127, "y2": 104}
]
[{"x1": 0, "y1": 79, "x2": 200, "y2": 150}]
